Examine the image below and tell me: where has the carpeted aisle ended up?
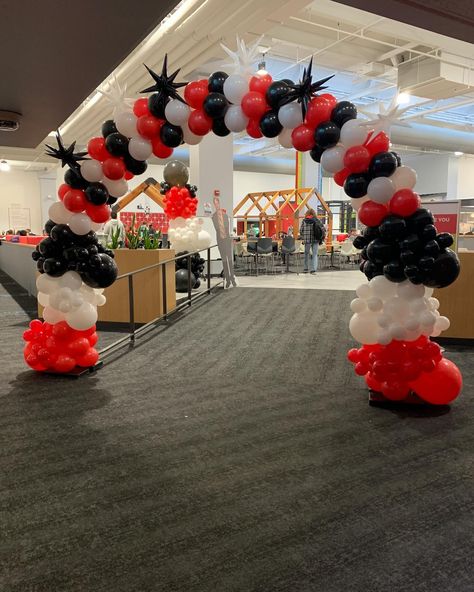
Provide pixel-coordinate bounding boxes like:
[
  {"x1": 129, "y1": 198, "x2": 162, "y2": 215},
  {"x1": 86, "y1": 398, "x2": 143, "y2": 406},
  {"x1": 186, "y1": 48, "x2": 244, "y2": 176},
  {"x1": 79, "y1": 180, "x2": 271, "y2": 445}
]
[{"x1": 1, "y1": 272, "x2": 473, "y2": 592}]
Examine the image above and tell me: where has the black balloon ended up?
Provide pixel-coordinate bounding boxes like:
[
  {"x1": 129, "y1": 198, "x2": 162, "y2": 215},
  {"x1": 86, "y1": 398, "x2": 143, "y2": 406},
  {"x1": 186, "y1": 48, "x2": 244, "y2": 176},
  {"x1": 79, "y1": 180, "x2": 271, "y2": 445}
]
[
  {"x1": 369, "y1": 151, "x2": 398, "y2": 178},
  {"x1": 107, "y1": 196, "x2": 118, "y2": 205},
  {"x1": 124, "y1": 154, "x2": 148, "y2": 175},
  {"x1": 310, "y1": 145, "x2": 324, "y2": 163},
  {"x1": 331, "y1": 101, "x2": 357, "y2": 127},
  {"x1": 421, "y1": 224, "x2": 437, "y2": 241},
  {"x1": 80, "y1": 254, "x2": 118, "y2": 288},
  {"x1": 203, "y1": 93, "x2": 228, "y2": 119},
  {"x1": 148, "y1": 93, "x2": 168, "y2": 118},
  {"x1": 281, "y1": 78, "x2": 294, "y2": 86},
  {"x1": 391, "y1": 151, "x2": 402, "y2": 167},
  {"x1": 105, "y1": 133, "x2": 129, "y2": 157},
  {"x1": 366, "y1": 239, "x2": 399, "y2": 264},
  {"x1": 352, "y1": 235, "x2": 367, "y2": 250},
  {"x1": 266, "y1": 81, "x2": 289, "y2": 108},
  {"x1": 363, "y1": 225, "x2": 380, "y2": 242},
  {"x1": 32, "y1": 248, "x2": 41, "y2": 261},
  {"x1": 378, "y1": 215, "x2": 407, "y2": 241},
  {"x1": 208, "y1": 71, "x2": 228, "y2": 93},
  {"x1": 85, "y1": 182, "x2": 109, "y2": 205},
  {"x1": 418, "y1": 256, "x2": 435, "y2": 272},
  {"x1": 50, "y1": 224, "x2": 75, "y2": 246},
  {"x1": 344, "y1": 173, "x2": 370, "y2": 199},
  {"x1": 406, "y1": 208, "x2": 434, "y2": 234},
  {"x1": 400, "y1": 249, "x2": 417, "y2": 265},
  {"x1": 400, "y1": 233, "x2": 422, "y2": 253},
  {"x1": 212, "y1": 117, "x2": 231, "y2": 137},
  {"x1": 436, "y1": 232, "x2": 454, "y2": 249},
  {"x1": 423, "y1": 248, "x2": 460, "y2": 288},
  {"x1": 37, "y1": 259, "x2": 45, "y2": 273},
  {"x1": 423, "y1": 239, "x2": 440, "y2": 257},
  {"x1": 43, "y1": 257, "x2": 68, "y2": 277},
  {"x1": 383, "y1": 260, "x2": 406, "y2": 282},
  {"x1": 175, "y1": 268, "x2": 195, "y2": 292},
  {"x1": 64, "y1": 167, "x2": 87, "y2": 189},
  {"x1": 259, "y1": 110, "x2": 282, "y2": 138},
  {"x1": 314, "y1": 121, "x2": 340, "y2": 149},
  {"x1": 160, "y1": 123, "x2": 183, "y2": 148},
  {"x1": 38, "y1": 237, "x2": 61, "y2": 258},
  {"x1": 102, "y1": 119, "x2": 117, "y2": 138},
  {"x1": 404, "y1": 265, "x2": 424, "y2": 285},
  {"x1": 44, "y1": 219, "x2": 55, "y2": 235},
  {"x1": 363, "y1": 260, "x2": 383, "y2": 280}
]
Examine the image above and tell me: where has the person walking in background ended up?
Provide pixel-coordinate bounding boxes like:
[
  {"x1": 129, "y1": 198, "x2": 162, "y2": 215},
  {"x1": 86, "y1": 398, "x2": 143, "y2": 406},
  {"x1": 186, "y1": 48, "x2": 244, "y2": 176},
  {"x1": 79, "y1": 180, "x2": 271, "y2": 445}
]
[
  {"x1": 103, "y1": 211, "x2": 125, "y2": 247},
  {"x1": 299, "y1": 208, "x2": 325, "y2": 274}
]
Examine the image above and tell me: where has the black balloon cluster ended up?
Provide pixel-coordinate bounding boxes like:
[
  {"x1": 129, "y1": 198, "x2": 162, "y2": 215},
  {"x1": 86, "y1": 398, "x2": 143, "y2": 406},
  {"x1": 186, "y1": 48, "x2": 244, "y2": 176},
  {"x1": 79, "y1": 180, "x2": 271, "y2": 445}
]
[
  {"x1": 203, "y1": 71, "x2": 232, "y2": 137},
  {"x1": 344, "y1": 150, "x2": 401, "y2": 199},
  {"x1": 310, "y1": 100, "x2": 357, "y2": 163},
  {"x1": 159, "y1": 181, "x2": 198, "y2": 197},
  {"x1": 32, "y1": 221, "x2": 118, "y2": 289},
  {"x1": 354, "y1": 208, "x2": 460, "y2": 288},
  {"x1": 175, "y1": 251, "x2": 205, "y2": 290},
  {"x1": 101, "y1": 120, "x2": 148, "y2": 178}
]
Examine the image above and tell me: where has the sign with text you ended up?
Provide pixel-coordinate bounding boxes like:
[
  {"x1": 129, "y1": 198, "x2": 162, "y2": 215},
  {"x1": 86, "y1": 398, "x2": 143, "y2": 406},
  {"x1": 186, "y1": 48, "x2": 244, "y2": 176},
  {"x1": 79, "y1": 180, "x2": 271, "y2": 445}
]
[{"x1": 421, "y1": 200, "x2": 461, "y2": 250}]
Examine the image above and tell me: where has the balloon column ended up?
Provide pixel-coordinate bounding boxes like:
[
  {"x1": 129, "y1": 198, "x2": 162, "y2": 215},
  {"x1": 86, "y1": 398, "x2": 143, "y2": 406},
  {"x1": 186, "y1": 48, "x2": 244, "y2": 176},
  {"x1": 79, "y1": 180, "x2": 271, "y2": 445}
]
[{"x1": 25, "y1": 40, "x2": 462, "y2": 391}]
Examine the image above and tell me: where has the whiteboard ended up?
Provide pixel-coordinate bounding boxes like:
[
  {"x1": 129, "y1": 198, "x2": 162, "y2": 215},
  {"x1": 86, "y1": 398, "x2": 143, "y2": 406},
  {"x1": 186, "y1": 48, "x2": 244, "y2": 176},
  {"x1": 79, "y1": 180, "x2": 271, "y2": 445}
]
[{"x1": 9, "y1": 207, "x2": 31, "y2": 230}]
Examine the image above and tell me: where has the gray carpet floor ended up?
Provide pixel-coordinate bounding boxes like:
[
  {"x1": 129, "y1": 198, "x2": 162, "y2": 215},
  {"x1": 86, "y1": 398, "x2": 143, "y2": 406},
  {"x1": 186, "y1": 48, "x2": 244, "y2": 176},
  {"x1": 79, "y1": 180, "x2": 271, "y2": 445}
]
[{"x1": 1, "y1": 269, "x2": 473, "y2": 592}]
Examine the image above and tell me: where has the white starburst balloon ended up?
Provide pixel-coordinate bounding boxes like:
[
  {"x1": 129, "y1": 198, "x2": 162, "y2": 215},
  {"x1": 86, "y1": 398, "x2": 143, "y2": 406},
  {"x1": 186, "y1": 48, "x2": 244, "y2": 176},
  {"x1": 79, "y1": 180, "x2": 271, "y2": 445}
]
[
  {"x1": 98, "y1": 76, "x2": 135, "y2": 117},
  {"x1": 359, "y1": 94, "x2": 412, "y2": 140},
  {"x1": 220, "y1": 35, "x2": 263, "y2": 77}
]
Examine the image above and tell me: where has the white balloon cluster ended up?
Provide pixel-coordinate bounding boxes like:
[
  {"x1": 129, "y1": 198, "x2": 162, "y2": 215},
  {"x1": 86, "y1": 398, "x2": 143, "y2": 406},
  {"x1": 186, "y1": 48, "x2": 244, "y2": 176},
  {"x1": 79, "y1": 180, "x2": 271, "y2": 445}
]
[
  {"x1": 349, "y1": 276, "x2": 450, "y2": 345},
  {"x1": 36, "y1": 272, "x2": 106, "y2": 331},
  {"x1": 48, "y1": 201, "x2": 103, "y2": 234},
  {"x1": 168, "y1": 217, "x2": 212, "y2": 253},
  {"x1": 81, "y1": 157, "x2": 129, "y2": 199}
]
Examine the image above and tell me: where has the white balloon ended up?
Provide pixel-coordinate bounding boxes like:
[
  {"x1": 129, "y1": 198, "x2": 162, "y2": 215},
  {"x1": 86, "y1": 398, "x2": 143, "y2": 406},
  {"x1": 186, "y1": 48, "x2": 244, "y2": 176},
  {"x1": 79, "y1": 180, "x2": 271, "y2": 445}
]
[
  {"x1": 424, "y1": 287, "x2": 434, "y2": 298},
  {"x1": 377, "y1": 314, "x2": 392, "y2": 328},
  {"x1": 96, "y1": 294, "x2": 106, "y2": 306},
  {"x1": 37, "y1": 292, "x2": 49, "y2": 307},
  {"x1": 278, "y1": 103, "x2": 303, "y2": 129},
  {"x1": 420, "y1": 311, "x2": 436, "y2": 327},
  {"x1": 367, "y1": 297, "x2": 383, "y2": 312},
  {"x1": 128, "y1": 137, "x2": 152, "y2": 161},
  {"x1": 36, "y1": 274, "x2": 58, "y2": 294},
  {"x1": 278, "y1": 128, "x2": 293, "y2": 149},
  {"x1": 59, "y1": 271, "x2": 82, "y2": 291},
  {"x1": 350, "y1": 298, "x2": 366, "y2": 313},
  {"x1": 378, "y1": 330, "x2": 392, "y2": 345},
  {"x1": 43, "y1": 305, "x2": 65, "y2": 324},
  {"x1": 115, "y1": 111, "x2": 138, "y2": 137},
  {"x1": 369, "y1": 275, "x2": 397, "y2": 300},
  {"x1": 429, "y1": 297, "x2": 440, "y2": 310},
  {"x1": 391, "y1": 166, "x2": 417, "y2": 190},
  {"x1": 389, "y1": 324, "x2": 407, "y2": 341},
  {"x1": 436, "y1": 316, "x2": 450, "y2": 331},
  {"x1": 81, "y1": 159, "x2": 103, "y2": 182},
  {"x1": 103, "y1": 177, "x2": 128, "y2": 197},
  {"x1": 224, "y1": 105, "x2": 248, "y2": 133},
  {"x1": 165, "y1": 99, "x2": 190, "y2": 126},
  {"x1": 404, "y1": 316, "x2": 420, "y2": 332},
  {"x1": 397, "y1": 280, "x2": 425, "y2": 301},
  {"x1": 223, "y1": 75, "x2": 248, "y2": 104},
  {"x1": 367, "y1": 177, "x2": 395, "y2": 204},
  {"x1": 69, "y1": 213, "x2": 92, "y2": 235},
  {"x1": 66, "y1": 302, "x2": 98, "y2": 331},
  {"x1": 182, "y1": 123, "x2": 203, "y2": 145},
  {"x1": 356, "y1": 283, "x2": 371, "y2": 299},
  {"x1": 351, "y1": 196, "x2": 369, "y2": 212},
  {"x1": 49, "y1": 201, "x2": 72, "y2": 224},
  {"x1": 384, "y1": 297, "x2": 410, "y2": 321},
  {"x1": 320, "y1": 146, "x2": 346, "y2": 173},
  {"x1": 197, "y1": 230, "x2": 212, "y2": 250},
  {"x1": 349, "y1": 311, "x2": 380, "y2": 344},
  {"x1": 340, "y1": 119, "x2": 367, "y2": 148}
]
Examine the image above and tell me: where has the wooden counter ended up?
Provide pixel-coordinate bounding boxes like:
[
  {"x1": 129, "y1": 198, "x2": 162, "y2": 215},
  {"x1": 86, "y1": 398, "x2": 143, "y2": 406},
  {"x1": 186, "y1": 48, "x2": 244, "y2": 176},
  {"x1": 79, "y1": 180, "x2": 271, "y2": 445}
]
[
  {"x1": 98, "y1": 249, "x2": 176, "y2": 324},
  {"x1": 434, "y1": 252, "x2": 474, "y2": 339}
]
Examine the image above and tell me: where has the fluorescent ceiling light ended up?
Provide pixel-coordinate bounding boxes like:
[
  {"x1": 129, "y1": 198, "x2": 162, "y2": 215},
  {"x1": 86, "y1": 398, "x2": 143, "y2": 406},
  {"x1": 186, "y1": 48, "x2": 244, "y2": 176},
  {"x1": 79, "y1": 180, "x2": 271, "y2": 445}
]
[
  {"x1": 0, "y1": 160, "x2": 11, "y2": 171},
  {"x1": 454, "y1": 151, "x2": 464, "y2": 156},
  {"x1": 397, "y1": 92, "x2": 410, "y2": 105}
]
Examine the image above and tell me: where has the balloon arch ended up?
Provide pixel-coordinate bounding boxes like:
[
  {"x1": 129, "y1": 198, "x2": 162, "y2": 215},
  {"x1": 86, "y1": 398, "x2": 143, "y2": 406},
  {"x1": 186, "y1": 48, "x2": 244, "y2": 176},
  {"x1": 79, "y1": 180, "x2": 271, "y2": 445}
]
[{"x1": 24, "y1": 39, "x2": 462, "y2": 404}]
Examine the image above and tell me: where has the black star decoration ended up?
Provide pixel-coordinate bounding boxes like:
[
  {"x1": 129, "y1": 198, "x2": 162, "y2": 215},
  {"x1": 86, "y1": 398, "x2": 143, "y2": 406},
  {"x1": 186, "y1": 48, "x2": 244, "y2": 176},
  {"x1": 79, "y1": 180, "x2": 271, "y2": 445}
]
[
  {"x1": 140, "y1": 54, "x2": 187, "y2": 104},
  {"x1": 45, "y1": 131, "x2": 88, "y2": 170},
  {"x1": 280, "y1": 57, "x2": 334, "y2": 119}
]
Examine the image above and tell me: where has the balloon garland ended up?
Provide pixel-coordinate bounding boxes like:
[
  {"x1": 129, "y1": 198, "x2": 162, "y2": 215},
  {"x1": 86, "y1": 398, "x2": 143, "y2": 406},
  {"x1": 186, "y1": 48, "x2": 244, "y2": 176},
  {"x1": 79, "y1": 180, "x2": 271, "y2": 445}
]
[{"x1": 24, "y1": 39, "x2": 461, "y2": 403}]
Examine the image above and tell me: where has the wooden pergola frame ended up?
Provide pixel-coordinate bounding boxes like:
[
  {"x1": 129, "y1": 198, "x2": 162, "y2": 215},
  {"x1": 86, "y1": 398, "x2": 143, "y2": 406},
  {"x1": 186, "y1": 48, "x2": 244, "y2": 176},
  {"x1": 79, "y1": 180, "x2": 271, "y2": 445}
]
[
  {"x1": 116, "y1": 177, "x2": 165, "y2": 213},
  {"x1": 233, "y1": 187, "x2": 333, "y2": 247}
]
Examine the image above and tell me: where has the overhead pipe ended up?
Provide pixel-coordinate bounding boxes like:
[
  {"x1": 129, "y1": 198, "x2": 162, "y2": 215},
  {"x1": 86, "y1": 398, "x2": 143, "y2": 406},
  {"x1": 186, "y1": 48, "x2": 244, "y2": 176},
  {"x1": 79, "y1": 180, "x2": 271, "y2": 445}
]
[{"x1": 391, "y1": 122, "x2": 474, "y2": 154}]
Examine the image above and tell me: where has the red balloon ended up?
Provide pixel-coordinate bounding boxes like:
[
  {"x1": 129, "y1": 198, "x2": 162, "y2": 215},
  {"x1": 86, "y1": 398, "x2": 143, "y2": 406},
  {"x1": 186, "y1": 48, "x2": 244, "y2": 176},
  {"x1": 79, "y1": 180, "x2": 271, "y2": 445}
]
[
  {"x1": 67, "y1": 337, "x2": 91, "y2": 357},
  {"x1": 347, "y1": 348, "x2": 359, "y2": 363},
  {"x1": 366, "y1": 131, "x2": 390, "y2": 155},
  {"x1": 88, "y1": 332, "x2": 99, "y2": 347},
  {"x1": 410, "y1": 358, "x2": 462, "y2": 405},
  {"x1": 334, "y1": 168, "x2": 350, "y2": 187},
  {"x1": 52, "y1": 321, "x2": 73, "y2": 340},
  {"x1": 291, "y1": 124, "x2": 315, "y2": 152},
  {"x1": 389, "y1": 188, "x2": 421, "y2": 217},
  {"x1": 53, "y1": 354, "x2": 77, "y2": 373},
  {"x1": 124, "y1": 171, "x2": 134, "y2": 180},
  {"x1": 343, "y1": 145, "x2": 371, "y2": 173},
  {"x1": 30, "y1": 319, "x2": 43, "y2": 332},
  {"x1": 102, "y1": 157, "x2": 125, "y2": 180},
  {"x1": 133, "y1": 97, "x2": 150, "y2": 118},
  {"x1": 87, "y1": 137, "x2": 110, "y2": 162},
  {"x1": 188, "y1": 109, "x2": 213, "y2": 136},
  {"x1": 319, "y1": 93, "x2": 337, "y2": 108},
  {"x1": 184, "y1": 80, "x2": 208, "y2": 109},
  {"x1": 306, "y1": 97, "x2": 332, "y2": 128},
  {"x1": 246, "y1": 118, "x2": 263, "y2": 139},
  {"x1": 76, "y1": 348, "x2": 99, "y2": 368},
  {"x1": 365, "y1": 372, "x2": 383, "y2": 392},
  {"x1": 151, "y1": 137, "x2": 173, "y2": 159},
  {"x1": 382, "y1": 381, "x2": 410, "y2": 401},
  {"x1": 85, "y1": 203, "x2": 110, "y2": 223},
  {"x1": 241, "y1": 91, "x2": 267, "y2": 119},
  {"x1": 358, "y1": 200, "x2": 388, "y2": 227},
  {"x1": 58, "y1": 183, "x2": 70, "y2": 201},
  {"x1": 137, "y1": 114, "x2": 162, "y2": 139},
  {"x1": 249, "y1": 73, "x2": 272, "y2": 95},
  {"x1": 63, "y1": 189, "x2": 87, "y2": 213}
]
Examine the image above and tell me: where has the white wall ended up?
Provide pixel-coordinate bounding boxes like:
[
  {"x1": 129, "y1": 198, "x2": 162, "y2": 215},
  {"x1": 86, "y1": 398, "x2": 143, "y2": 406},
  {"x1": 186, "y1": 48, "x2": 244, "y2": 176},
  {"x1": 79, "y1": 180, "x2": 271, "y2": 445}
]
[
  {"x1": 0, "y1": 170, "x2": 43, "y2": 233},
  {"x1": 403, "y1": 153, "x2": 450, "y2": 196},
  {"x1": 455, "y1": 156, "x2": 474, "y2": 199}
]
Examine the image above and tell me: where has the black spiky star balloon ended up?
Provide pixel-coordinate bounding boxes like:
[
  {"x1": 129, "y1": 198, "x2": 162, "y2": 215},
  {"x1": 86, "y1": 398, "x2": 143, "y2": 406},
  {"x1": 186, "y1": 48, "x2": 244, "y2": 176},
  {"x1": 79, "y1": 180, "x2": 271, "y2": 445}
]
[
  {"x1": 280, "y1": 57, "x2": 334, "y2": 119},
  {"x1": 140, "y1": 54, "x2": 187, "y2": 104},
  {"x1": 45, "y1": 131, "x2": 88, "y2": 170}
]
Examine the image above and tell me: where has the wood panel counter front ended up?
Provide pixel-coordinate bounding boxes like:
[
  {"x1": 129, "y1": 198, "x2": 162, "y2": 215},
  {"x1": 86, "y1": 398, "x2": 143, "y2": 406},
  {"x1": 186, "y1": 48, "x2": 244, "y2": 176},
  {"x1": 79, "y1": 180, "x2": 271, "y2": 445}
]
[
  {"x1": 98, "y1": 248, "x2": 176, "y2": 324},
  {"x1": 433, "y1": 252, "x2": 474, "y2": 339}
]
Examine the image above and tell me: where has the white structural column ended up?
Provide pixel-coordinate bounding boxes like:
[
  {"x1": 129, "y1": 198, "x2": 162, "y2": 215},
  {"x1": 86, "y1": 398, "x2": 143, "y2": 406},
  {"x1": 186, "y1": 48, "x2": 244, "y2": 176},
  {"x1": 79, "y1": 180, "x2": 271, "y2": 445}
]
[{"x1": 300, "y1": 152, "x2": 320, "y2": 191}]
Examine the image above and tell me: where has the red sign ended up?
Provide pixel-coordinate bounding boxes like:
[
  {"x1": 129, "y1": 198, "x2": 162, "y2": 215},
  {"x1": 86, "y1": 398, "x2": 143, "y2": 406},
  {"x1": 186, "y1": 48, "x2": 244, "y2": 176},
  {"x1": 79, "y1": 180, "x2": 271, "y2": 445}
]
[{"x1": 432, "y1": 213, "x2": 458, "y2": 234}]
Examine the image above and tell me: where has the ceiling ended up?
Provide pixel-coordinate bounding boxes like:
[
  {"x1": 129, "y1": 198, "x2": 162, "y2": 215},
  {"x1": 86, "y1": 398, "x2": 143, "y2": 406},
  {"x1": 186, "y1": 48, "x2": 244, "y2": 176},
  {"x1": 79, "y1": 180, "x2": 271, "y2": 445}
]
[
  {"x1": 1, "y1": 0, "x2": 474, "y2": 172},
  {"x1": 0, "y1": 0, "x2": 179, "y2": 148}
]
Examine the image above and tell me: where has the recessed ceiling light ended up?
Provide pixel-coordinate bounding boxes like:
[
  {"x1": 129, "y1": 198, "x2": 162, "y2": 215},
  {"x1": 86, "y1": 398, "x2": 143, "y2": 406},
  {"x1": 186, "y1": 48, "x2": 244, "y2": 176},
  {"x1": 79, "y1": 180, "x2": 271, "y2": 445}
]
[
  {"x1": 397, "y1": 92, "x2": 410, "y2": 105},
  {"x1": 0, "y1": 160, "x2": 10, "y2": 172},
  {"x1": 454, "y1": 151, "x2": 464, "y2": 156}
]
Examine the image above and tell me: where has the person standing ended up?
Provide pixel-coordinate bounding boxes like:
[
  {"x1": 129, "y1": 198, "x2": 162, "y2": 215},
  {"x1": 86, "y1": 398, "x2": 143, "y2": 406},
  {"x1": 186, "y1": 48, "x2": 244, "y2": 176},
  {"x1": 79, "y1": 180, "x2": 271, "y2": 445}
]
[
  {"x1": 299, "y1": 208, "x2": 325, "y2": 274},
  {"x1": 211, "y1": 195, "x2": 237, "y2": 288},
  {"x1": 103, "y1": 211, "x2": 125, "y2": 247}
]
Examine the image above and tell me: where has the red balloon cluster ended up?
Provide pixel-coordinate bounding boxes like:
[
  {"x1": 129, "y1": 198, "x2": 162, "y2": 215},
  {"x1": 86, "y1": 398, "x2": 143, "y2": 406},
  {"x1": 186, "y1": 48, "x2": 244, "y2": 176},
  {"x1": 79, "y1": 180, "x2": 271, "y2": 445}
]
[
  {"x1": 185, "y1": 79, "x2": 214, "y2": 136},
  {"x1": 333, "y1": 131, "x2": 390, "y2": 185},
  {"x1": 347, "y1": 337, "x2": 462, "y2": 404},
  {"x1": 240, "y1": 73, "x2": 273, "y2": 135},
  {"x1": 388, "y1": 188, "x2": 421, "y2": 217},
  {"x1": 291, "y1": 93, "x2": 337, "y2": 152},
  {"x1": 163, "y1": 186, "x2": 197, "y2": 219},
  {"x1": 23, "y1": 320, "x2": 99, "y2": 373}
]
